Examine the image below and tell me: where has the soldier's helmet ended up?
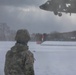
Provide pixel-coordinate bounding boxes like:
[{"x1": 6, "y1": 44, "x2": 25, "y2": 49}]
[{"x1": 15, "y1": 29, "x2": 30, "y2": 45}]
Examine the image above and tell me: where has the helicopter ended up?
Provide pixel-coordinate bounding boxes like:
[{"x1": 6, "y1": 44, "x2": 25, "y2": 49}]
[{"x1": 39, "y1": 0, "x2": 76, "y2": 16}]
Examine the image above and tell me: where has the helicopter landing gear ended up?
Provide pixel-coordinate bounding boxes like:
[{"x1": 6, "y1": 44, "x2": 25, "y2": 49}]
[
  {"x1": 58, "y1": 12, "x2": 62, "y2": 17},
  {"x1": 54, "y1": 11, "x2": 58, "y2": 15},
  {"x1": 53, "y1": 11, "x2": 62, "y2": 17}
]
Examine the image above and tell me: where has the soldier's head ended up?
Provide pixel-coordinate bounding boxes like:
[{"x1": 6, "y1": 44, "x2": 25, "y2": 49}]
[{"x1": 15, "y1": 29, "x2": 30, "y2": 45}]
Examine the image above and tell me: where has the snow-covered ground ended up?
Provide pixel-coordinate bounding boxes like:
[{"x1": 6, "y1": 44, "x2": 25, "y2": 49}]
[
  {"x1": 0, "y1": 41, "x2": 76, "y2": 75},
  {"x1": 41, "y1": 41, "x2": 76, "y2": 46}
]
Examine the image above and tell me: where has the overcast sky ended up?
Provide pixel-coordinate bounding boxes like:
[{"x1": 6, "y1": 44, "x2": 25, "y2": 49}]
[{"x1": 0, "y1": 0, "x2": 76, "y2": 33}]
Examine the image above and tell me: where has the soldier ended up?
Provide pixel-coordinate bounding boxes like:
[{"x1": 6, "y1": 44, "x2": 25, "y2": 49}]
[{"x1": 4, "y1": 29, "x2": 34, "y2": 75}]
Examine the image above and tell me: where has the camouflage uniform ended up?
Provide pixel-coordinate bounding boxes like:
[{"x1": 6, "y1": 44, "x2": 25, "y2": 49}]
[{"x1": 4, "y1": 29, "x2": 34, "y2": 75}]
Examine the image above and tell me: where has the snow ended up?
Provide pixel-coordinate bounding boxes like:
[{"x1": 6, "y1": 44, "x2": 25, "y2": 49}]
[
  {"x1": 0, "y1": 41, "x2": 76, "y2": 75},
  {"x1": 41, "y1": 41, "x2": 76, "y2": 46}
]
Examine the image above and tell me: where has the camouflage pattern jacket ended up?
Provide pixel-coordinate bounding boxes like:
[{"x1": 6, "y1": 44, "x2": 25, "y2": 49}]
[{"x1": 4, "y1": 43, "x2": 34, "y2": 75}]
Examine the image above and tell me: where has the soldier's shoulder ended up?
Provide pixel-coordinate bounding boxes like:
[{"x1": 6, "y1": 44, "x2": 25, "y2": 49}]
[
  {"x1": 6, "y1": 46, "x2": 15, "y2": 57},
  {"x1": 26, "y1": 50, "x2": 33, "y2": 54},
  {"x1": 26, "y1": 50, "x2": 34, "y2": 57},
  {"x1": 6, "y1": 50, "x2": 12, "y2": 58}
]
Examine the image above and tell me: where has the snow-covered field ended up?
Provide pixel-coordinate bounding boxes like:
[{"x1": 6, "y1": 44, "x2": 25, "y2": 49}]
[{"x1": 0, "y1": 41, "x2": 76, "y2": 75}]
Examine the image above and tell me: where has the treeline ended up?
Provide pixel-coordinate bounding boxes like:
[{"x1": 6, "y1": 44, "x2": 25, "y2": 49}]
[
  {"x1": 0, "y1": 23, "x2": 16, "y2": 41},
  {"x1": 0, "y1": 23, "x2": 76, "y2": 41},
  {"x1": 30, "y1": 31, "x2": 76, "y2": 41}
]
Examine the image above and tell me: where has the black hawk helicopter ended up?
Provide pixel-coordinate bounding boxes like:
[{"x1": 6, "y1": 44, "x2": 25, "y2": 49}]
[{"x1": 39, "y1": 0, "x2": 76, "y2": 16}]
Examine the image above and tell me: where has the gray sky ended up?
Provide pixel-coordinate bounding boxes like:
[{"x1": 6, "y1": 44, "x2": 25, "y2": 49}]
[{"x1": 0, "y1": 0, "x2": 76, "y2": 33}]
